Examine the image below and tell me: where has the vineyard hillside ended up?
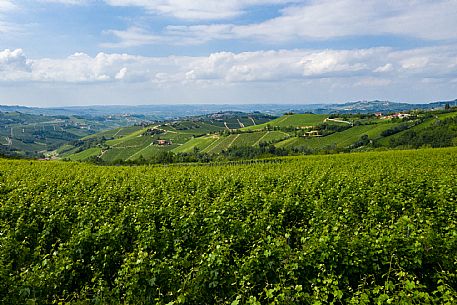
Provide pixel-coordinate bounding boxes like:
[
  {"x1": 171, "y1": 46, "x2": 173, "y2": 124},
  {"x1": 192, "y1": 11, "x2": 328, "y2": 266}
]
[
  {"x1": 57, "y1": 112, "x2": 274, "y2": 162},
  {"x1": 60, "y1": 109, "x2": 457, "y2": 163},
  {"x1": 241, "y1": 113, "x2": 328, "y2": 131}
]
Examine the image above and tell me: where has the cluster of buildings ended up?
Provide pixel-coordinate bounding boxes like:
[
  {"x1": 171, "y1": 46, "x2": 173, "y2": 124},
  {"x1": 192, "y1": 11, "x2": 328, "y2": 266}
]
[{"x1": 375, "y1": 112, "x2": 411, "y2": 120}]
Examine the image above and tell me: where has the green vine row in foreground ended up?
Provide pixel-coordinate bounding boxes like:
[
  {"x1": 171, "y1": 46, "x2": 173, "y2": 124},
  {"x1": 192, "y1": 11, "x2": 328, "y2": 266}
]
[{"x1": 0, "y1": 148, "x2": 456, "y2": 304}]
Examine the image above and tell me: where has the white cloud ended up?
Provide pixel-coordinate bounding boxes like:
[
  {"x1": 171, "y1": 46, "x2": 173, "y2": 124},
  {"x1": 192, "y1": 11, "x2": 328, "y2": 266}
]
[
  {"x1": 115, "y1": 67, "x2": 128, "y2": 80},
  {"x1": 374, "y1": 64, "x2": 393, "y2": 73},
  {"x1": 0, "y1": 20, "x2": 13, "y2": 33},
  {"x1": 354, "y1": 77, "x2": 392, "y2": 87},
  {"x1": 30, "y1": 52, "x2": 146, "y2": 83},
  {"x1": 103, "y1": 0, "x2": 297, "y2": 20},
  {"x1": 108, "y1": 0, "x2": 457, "y2": 46},
  {"x1": 243, "y1": 0, "x2": 457, "y2": 41},
  {"x1": 101, "y1": 27, "x2": 167, "y2": 48},
  {"x1": 0, "y1": 49, "x2": 32, "y2": 81},
  {"x1": 38, "y1": 0, "x2": 90, "y2": 4},
  {"x1": 0, "y1": 1, "x2": 16, "y2": 12},
  {"x1": 2, "y1": 45, "x2": 457, "y2": 86},
  {"x1": 3, "y1": 46, "x2": 457, "y2": 106},
  {"x1": 0, "y1": 0, "x2": 17, "y2": 33}
]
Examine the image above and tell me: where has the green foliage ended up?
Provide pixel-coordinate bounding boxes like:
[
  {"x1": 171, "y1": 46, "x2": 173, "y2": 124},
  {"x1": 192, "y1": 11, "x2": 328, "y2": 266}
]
[
  {"x1": 0, "y1": 148, "x2": 456, "y2": 304},
  {"x1": 242, "y1": 114, "x2": 327, "y2": 131},
  {"x1": 388, "y1": 116, "x2": 457, "y2": 148},
  {"x1": 380, "y1": 124, "x2": 410, "y2": 137}
]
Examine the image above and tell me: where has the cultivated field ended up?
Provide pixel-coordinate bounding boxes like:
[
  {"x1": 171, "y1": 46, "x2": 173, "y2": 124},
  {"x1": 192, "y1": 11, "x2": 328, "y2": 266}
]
[{"x1": 1, "y1": 147, "x2": 456, "y2": 304}]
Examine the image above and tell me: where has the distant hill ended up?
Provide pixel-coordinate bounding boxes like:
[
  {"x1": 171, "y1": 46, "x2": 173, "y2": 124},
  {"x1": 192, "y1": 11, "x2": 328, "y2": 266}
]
[
  {"x1": 0, "y1": 111, "x2": 154, "y2": 158},
  {"x1": 1, "y1": 98, "x2": 456, "y2": 118},
  {"x1": 310, "y1": 99, "x2": 457, "y2": 114}
]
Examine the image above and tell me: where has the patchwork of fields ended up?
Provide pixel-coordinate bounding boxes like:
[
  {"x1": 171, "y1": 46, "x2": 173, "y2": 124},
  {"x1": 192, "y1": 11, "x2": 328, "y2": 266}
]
[{"x1": 50, "y1": 109, "x2": 457, "y2": 164}]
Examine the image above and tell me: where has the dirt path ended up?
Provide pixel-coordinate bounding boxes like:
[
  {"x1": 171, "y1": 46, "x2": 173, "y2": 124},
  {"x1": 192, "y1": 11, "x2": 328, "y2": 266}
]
[
  {"x1": 253, "y1": 131, "x2": 269, "y2": 146},
  {"x1": 274, "y1": 116, "x2": 290, "y2": 125},
  {"x1": 325, "y1": 118, "x2": 352, "y2": 125},
  {"x1": 112, "y1": 128, "x2": 122, "y2": 137},
  {"x1": 201, "y1": 136, "x2": 221, "y2": 153},
  {"x1": 227, "y1": 134, "x2": 240, "y2": 149},
  {"x1": 126, "y1": 141, "x2": 155, "y2": 161},
  {"x1": 98, "y1": 149, "x2": 108, "y2": 158}
]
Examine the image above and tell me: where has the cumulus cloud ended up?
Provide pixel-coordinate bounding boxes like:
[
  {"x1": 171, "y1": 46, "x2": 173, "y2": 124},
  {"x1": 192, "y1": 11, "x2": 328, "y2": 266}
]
[
  {"x1": 104, "y1": 0, "x2": 457, "y2": 47},
  {"x1": 115, "y1": 67, "x2": 128, "y2": 80},
  {"x1": 2, "y1": 46, "x2": 457, "y2": 105},
  {"x1": 0, "y1": 49, "x2": 32, "y2": 81},
  {"x1": 2, "y1": 46, "x2": 457, "y2": 86},
  {"x1": 30, "y1": 52, "x2": 149, "y2": 83}
]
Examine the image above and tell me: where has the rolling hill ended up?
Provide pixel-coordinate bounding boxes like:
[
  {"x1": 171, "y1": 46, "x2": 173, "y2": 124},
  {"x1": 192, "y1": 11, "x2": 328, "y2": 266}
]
[
  {"x1": 0, "y1": 110, "x2": 161, "y2": 158},
  {"x1": 58, "y1": 108, "x2": 457, "y2": 163},
  {"x1": 57, "y1": 112, "x2": 277, "y2": 162}
]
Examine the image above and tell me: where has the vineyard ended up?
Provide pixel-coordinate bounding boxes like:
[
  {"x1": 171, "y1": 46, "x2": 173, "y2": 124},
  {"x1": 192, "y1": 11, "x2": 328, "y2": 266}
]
[
  {"x1": 275, "y1": 123, "x2": 399, "y2": 150},
  {"x1": 1, "y1": 148, "x2": 456, "y2": 304},
  {"x1": 241, "y1": 114, "x2": 328, "y2": 131}
]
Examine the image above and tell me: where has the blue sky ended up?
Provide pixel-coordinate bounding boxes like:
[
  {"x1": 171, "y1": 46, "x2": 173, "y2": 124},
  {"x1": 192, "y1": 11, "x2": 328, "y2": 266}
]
[{"x1": 0, "y1": 0, "x2": 457, "y2": 106}]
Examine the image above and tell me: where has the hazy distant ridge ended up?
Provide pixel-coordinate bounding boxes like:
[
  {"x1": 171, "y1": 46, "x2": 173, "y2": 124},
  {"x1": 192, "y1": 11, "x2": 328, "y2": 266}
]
[{"x1": 1, "y1": 99, "x2": 456, "y2": 118}]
